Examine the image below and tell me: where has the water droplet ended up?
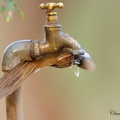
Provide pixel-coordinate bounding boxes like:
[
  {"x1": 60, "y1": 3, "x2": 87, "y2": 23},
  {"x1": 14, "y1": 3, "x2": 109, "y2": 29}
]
[
  {"x1": 70, "y1": 66, "x2": 80, "y2": 77},
  {"x1": 74, "y1": 67, "x2": 80, "y2": 77}
]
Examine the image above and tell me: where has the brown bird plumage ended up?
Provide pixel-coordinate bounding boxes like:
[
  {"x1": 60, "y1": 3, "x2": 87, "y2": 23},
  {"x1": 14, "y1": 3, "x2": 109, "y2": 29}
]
[
  {"x1": 0, "y1": 49, "x2": 95, "y2": 99},
  {"x1": 0, "y1": 52, "x2": 73, "y2": 99}
]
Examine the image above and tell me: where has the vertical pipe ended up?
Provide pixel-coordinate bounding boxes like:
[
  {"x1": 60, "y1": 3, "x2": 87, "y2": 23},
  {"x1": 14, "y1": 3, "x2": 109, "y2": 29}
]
[{"x1": 6, "y1": 87, "x2": 24, "y2": 120}]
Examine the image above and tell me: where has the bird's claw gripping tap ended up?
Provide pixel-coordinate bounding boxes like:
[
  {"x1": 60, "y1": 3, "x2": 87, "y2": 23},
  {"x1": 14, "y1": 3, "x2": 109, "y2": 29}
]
[{"x1": 0, "y1": 2, "x2": 95, "y2": 99}]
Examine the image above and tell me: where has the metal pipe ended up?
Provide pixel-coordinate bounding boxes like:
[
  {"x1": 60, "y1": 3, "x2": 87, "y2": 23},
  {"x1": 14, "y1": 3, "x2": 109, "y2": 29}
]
[{"x1": 6, "y1": 87, "x2": 23, "y2": 120}]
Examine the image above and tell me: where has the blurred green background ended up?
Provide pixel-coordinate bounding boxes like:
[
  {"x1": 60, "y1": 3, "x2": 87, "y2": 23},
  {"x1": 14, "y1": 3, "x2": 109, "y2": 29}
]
[{"x1": 0, "y1": 0, "x2": 120, "y2": 120}]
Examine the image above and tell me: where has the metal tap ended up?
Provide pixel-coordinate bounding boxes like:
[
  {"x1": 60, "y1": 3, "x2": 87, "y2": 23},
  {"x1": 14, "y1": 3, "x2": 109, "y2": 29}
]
[
  {"x1": 0, "y1": 2, "x2": 95, "y2": 99},
  {"x1": 2, "y1": 3, "x2": 81, "y2": 71},
  {"x1": 39, "y1": 3, "x2": 81, "y2": 55}
]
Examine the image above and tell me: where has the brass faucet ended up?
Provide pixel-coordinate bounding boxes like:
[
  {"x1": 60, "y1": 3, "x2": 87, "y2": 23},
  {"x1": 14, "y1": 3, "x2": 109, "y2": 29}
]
[
  {"x1": 38, "y1": 3, "x2": 81, "y2": 56},
  {"x1": 0, "y1": 2, "x2": 95, "y2": 99}
]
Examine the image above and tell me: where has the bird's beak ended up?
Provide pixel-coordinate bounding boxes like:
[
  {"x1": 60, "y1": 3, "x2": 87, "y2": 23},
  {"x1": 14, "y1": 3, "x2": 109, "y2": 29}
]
[{"x1": 73, "y1": 50, "x2": 96, "y2": 71}]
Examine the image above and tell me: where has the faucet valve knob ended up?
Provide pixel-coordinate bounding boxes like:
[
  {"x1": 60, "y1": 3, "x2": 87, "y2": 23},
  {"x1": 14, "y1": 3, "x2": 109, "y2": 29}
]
[{"x1": 40, "y1": 2, "x2": 63, "y2": 12}]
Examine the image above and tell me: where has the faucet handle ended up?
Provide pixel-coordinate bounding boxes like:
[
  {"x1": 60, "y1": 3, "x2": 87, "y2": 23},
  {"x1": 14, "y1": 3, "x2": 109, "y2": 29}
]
[{"x1": 40, "y1": 2, "x2": 63, "y2": 12}]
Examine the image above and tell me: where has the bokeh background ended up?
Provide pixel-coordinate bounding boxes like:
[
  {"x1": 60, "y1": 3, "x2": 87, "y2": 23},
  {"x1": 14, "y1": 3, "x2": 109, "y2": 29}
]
[{"x1": 0, "y1": 0, "x2": 120, "y2": 120}]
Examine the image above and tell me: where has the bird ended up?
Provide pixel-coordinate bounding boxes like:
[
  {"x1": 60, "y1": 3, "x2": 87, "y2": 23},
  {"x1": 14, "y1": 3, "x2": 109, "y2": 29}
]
[{"x1": 0, "y1": 49, "x2": 95, "y2": 99}]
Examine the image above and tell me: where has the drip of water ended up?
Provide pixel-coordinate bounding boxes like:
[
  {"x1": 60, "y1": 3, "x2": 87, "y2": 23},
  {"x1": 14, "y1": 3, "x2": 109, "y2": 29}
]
[
  {"x1": 74, "y1": 67, "x2": 80, "y2": 77},
  {"x1": 70, "y1": 66, "x2": 80, "y2": 77}
]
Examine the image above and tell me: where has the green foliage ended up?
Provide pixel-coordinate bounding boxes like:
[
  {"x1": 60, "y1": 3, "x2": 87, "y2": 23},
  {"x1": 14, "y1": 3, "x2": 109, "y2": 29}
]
[
  {"x1": 0, "y1": 0, "x2": 24, "y2": 22},
  {"x1": 0, "y1": 6, "x2": 6, "y2": 13}
]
